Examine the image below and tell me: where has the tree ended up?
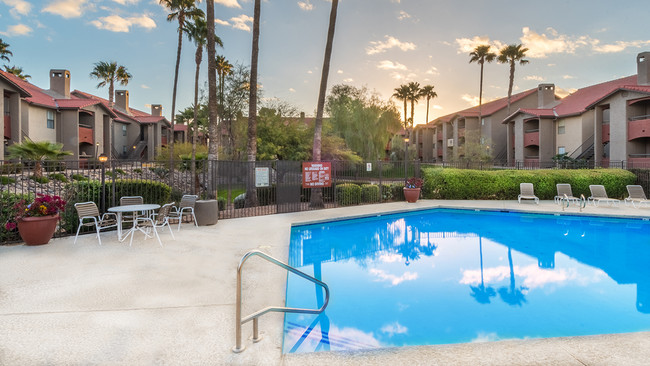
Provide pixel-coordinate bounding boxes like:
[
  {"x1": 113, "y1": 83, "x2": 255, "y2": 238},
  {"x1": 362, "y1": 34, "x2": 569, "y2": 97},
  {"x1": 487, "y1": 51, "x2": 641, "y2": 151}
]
[
  {"x1": 185, "y1": 14, "x2": 223, "y2": 194},
  {"x1": 327, "y1": 85, "x2": 402, "y2": 160},
  {"x1": 89, "y1": 61, "x2": 132, "y2": 158},
  {"x1": 6, "y1": 139, "x2": 72, "y2": 179},
  {"x1": 256, "y1": 107, "x2": 311, "y2": 161},
  {"x1": 311, "y1": 0, "x2": 339, "y2": 208},
  {"x1": 392, "y1": 84, "x2": 410, "y2": 130},
  {"x1": 3, "y1": 65, "x2": 30, "y2": 80},
  {"x1": 469, "y1": 45, "x2": 496, "y2": 123},
  {"x1": 216, "y1": 55, "x2": 233, "y2": 149},
  {"x1": 219, "y1": 63, "x2": 251, "y2": 159},
  {"x1": 160, "y1": 0, "x2": 204, "y2": 176},
  {"x1": 497, "y1": 44, "x2": 529, "y2": 115},
  {"x1": 419, "y1": 85, "x2": 437, "y2": 125},
  {"x1": 0, "y1": 38, "x2": 11, "y2": 63},
  {"x1": 206, "y1": 0, "x2": 219, "y2": 198},
  {"x1": 406, "y1": 82, "x2": 421, "y2": 128},
  {"x1": 245, "y1": 0, "x2": 261, "y2": 208}
]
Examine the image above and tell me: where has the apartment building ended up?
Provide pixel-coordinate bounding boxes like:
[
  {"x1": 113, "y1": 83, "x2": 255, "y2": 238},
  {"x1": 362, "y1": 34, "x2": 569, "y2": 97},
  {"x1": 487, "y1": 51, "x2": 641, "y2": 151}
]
[
  {"x1": 1, "y1": 69, "x2": 169, "y2": 161},
  {"x1": 504, "y1": 52, "x2": 650, "y2": 168}
]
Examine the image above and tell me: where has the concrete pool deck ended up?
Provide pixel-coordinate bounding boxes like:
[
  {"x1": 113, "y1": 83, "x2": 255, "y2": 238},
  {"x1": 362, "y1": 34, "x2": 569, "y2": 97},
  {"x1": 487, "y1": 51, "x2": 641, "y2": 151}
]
[{"x1": 1, "y1": 199, "x2": 650, "y2": 365}]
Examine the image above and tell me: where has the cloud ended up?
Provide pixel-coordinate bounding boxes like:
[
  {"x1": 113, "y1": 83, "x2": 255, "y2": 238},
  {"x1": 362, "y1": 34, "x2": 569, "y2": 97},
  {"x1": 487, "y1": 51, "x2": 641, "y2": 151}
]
[
  {"x1": 397, "y1": 10, "x2": 410, "y2": 21},
  {"x1": 425, "y1": 66, "x2": 439, "y2": 76},
  {"x1": 343, "y1": 78, "x2": 353, "y2": 83},
  {"x1": 377, "y1": 60, "x2": 407, "y2": 71},
  {"x1": 230, "y1": 14, "x2": 253, "y2": 32},
  {"x1": 140, "y1": 84, "x2": 150, "y2": 89},
  {"x1": 288, "y1": 87, "x2": 295, "y2": 92},
  {"x1": 42, "y1": 0, "x2": 88, "y2": 18},
  {"x1": 111, "y1": 0, "x2": 139, "y2": 4},
  {"x1": 432, "y1": 105, "x2": 443, "y2": 110},
  {"x1": 2, "y1": 0, "x2": 31, "y2": 18},
  {"x1": 90, "y1": 14, "x2": 156, "y2": 33},
  {"x1": 547, "y1": 63, "x2": 556, "y2": 67},
  {"x1": 370, "y1": 268, "x2": 418, "y2": 286},
  {"x1": 307, "y1": 70, "x2": 313, "y2": 74},
  {"x1": 297, "y1": 1, "x2": 313, "y2": 11},
  {"x1": 591, "y1": 39, "x2": 650, "y2": 53},
  {"x1": 215, "y1": 0, "x2": 241, "y2": 8},
  {"x1": 520, "y1": 27, "x2": 588, "y2": 58},
  {"x1": 461, "y1": 94, "x2": 479, "y2": 106},
  {"x1": 366, "y1": 36, "x2": 416, "y2": 55},
  {"x1": 215, "y1": 18, "x2": 230, "y2": 26},
  {"x1": 459, "y1": 264, "x2": 603, "y2": 291},
  {"x1": 337, "y1": 69, "x2": 343, "y2": 74},
  {"x1": 0, "y1": 23, "x2": 32, "y2": 36},
  {"x1": 562, "y1": 75, "x2": 575, "y2": 79},
  {"x1": 555, "y1": 87, "x2": 577, "y2": 98},
  {"x1": 454, "y1": 35, "x2": 503, "y2": 54},
  {"x1": 524, "y1": 75, "x2": 545, "y2": 81},
  {"x1": 381, "y1": 322, "x2": 408, "y2": 337}
]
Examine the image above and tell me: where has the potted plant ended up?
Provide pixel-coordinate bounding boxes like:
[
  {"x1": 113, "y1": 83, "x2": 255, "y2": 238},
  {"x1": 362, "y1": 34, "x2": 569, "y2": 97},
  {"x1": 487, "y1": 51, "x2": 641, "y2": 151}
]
[
  {"x1": 5, "y1": 194, "x2": 66, "y2": 245},
  {"x1": 404, "y1": 177, "x2": 423, "y2": 203}
]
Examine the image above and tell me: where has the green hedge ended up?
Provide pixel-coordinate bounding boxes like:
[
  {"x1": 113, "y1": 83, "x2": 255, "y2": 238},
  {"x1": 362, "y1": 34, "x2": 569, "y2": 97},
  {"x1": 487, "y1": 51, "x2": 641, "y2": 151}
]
[
  {"x1": 361, "y1": 184, "x2": 380, "y2": 203},
  {"x1": 336, "y1": 183, "x2": 362, "y2": 206},
  {"x1": 421, "y1": 168, "x2": 636, "y2": 200}
]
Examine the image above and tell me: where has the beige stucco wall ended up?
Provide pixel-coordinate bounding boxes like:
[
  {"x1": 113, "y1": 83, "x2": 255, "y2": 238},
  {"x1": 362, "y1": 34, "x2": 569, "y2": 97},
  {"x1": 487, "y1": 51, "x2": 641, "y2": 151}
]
[
  {"x1": 27, "y1": 105, "x2": 57, "y2": 143},
  {"x1": 490, "y1": 92, "x2": 540, "y2": 158},
  {"x1": 555, "y1": 115, "x2": 582, "y2": 155},
  {"x1": 113, "y1": 121, "x2": 130, "y2": 156}
]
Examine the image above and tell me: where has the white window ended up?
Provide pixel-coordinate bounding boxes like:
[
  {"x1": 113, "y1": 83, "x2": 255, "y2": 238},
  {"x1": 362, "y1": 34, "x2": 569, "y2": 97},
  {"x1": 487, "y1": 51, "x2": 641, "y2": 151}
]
[
  {"x1": 558, "y1": 146, "x2": 566, "y2": 154},
  {"x1": 122, "y1": 125, "x2": 127, "y2": 136},
  {"x1": 481, "y1": 118, "x2": 485, "y2": 126},
  {"x1": 47, "y1": 110, "x2": 54, "y2": 129},
  {"x1": 558, "y1": 120, "x2": 565, "y2": 135}
]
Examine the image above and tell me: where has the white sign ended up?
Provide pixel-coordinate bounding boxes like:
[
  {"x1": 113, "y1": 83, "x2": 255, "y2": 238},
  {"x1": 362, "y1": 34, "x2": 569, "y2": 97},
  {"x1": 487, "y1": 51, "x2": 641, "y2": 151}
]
[
  {"x1": 366, "y1": 163, "x2": 372, "y2": 172},
  {"x1": 255, "y1": 167, "x2": 270, "y2": 187},
  {"x1": 447, "y1": 138, "x2": 454, "y2": 147}
]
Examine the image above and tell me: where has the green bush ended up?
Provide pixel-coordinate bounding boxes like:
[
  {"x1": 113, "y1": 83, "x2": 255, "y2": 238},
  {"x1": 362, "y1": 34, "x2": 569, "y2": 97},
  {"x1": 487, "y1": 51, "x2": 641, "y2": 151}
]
[
  {"x1": 361, "y1": 184, "x2": 380, "y2": 203},
  {"x1": 49, "y1": 173, "x2": 68, "y2": 183},
  {"x1": 0, "y1": 163, "x2": 22, "y2": 174},
  {"x1": 0, "y1": 176, "x2": 16, "y2": 185},
  {"x1": 71, "y1": 174, "x2": 88, "y2": 181},
  {"x1": 0, "y1": 191, "x2": 29, "y2": 243},
  {"x1": 133, "y1": 168, "x2": 143, "y2": 174},
  {"x1": 336, "y1": 183, "x2": 361, "y2": 206},
  {"x1": 421, "y1": 168, "x2": 636, "y2": 200},
  {"x1": 218, "y1": 197, "x2": 226, "y2": 211},
  {"x1": 30, "y1": 175, "x2": 49, "y2": 184}
]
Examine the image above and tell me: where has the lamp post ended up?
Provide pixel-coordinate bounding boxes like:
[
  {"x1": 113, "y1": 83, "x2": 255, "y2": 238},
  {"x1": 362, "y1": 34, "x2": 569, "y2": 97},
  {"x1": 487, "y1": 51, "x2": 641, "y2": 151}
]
[
  {"x1": 98, "y1": 153, "x2": 108, "y2": 213},
  {"x1": 404, "y1": 133, "x2": 410, "y2": 184}
]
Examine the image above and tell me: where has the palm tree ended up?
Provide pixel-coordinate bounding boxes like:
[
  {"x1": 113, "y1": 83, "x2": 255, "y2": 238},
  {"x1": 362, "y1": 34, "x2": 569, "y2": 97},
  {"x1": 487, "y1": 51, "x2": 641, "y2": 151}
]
[
  {"x1": 160, "y1": 0, "x2": 204, "y2": 174},
  {"x1": 206, "y1": 0, "x2": 219, "y2": 198},
  {"x1": 245, "y1": 0, "x2": 261, "y2": 208},
  {"x1": 0, "y1": 38, "x2": 12, "y2": 63},
  {"x1": 498, "y1": 247, "x2": 527, "y2": 306},
  {"x1": 469, "y1": 45, "x2": 496, "y2": 123},
  {"x1": 419, "y1": 85, "x2": 437, "y2": 125},
  {"x1": 406, "y1": 81, "x2": 421, "y2": 128},
  {"x1": 216, "y1": 55, "x2": 233, "y2": 152},
  {"x1": 6, "y1": 139, "x2": 72, "y2": 179},
  {"x1": 89, "y1": 61, "x2": 132, "y2": 159},
  {"x1": 392, "y1": 84, "x2": 410, "y2": 130},
  {"x1": 497, "y1": 44, "x2": 529, "y2": 115},
  {"x1": 310, "y1": 0, "x2": 339, "y2": 208},
  {"x1": 185, "y1": 14, "x2": 223, "y2": 195},
  {"x1": 3, "y1": 65, "x2": 31, "y2": 80},
  {"x1": 469, "y1": 237, "x2": 496, "y2": 304}
]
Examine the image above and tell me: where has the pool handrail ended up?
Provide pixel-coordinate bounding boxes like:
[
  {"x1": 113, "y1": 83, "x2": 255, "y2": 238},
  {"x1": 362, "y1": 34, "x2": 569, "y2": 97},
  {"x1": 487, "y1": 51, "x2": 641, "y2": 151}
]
[{"x1": 232, "y1": 250, "x2": 330, "y2": 353}]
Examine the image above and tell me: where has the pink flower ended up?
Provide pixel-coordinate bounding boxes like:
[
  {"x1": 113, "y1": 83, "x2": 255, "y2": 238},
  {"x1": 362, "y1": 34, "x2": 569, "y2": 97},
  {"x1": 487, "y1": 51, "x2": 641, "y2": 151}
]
[{"x1": 5, "y1": 222, "x2": 16, "y2": 231}]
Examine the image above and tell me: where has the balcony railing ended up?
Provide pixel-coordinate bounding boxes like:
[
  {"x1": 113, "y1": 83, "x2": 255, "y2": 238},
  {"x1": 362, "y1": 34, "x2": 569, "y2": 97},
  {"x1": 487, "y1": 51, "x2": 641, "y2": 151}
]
[
  {"x1": 629, "y1": 114, "x2": 650, "y2": 121},
  {"x1": 524, "y1": 131, "x2": 539, "y2": 147},
  {"x1": 628, "y1": 119, "x2": 650, "y2": 140},
  {"x1": 3, "y1": 115, "x2": 10, "y2": 139},
  {"x1": 458, "y1": 128, "x2": 465, "y2": 138},
  {"x1": 79, "y1": 126, "x2": 93, "y2": 144},
  {"x1": 602, "y1": 124, "x2": 610, "y2": 144}
]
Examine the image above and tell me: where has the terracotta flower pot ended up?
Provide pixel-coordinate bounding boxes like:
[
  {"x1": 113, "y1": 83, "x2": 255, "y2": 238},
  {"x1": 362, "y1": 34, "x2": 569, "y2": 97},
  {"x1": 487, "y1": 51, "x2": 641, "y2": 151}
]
[
  {"x1": 17, "y1": 214, "x2": 59, "y2": 246},
  {"x1": 404, "y1": 187, "x2": 421, "y2": 203}
]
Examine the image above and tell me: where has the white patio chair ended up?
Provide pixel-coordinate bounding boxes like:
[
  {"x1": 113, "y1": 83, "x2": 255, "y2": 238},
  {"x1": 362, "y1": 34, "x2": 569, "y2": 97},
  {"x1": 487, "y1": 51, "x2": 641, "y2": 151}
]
[
  {"x1": 169, "y1": 194, "x2": 199, "y2": 231},
  {"x1": 588, "y1": 185, "x2": 620, "y2": 207},
  {"x1": 74, "y1": 201, "x2": 118, "y2": 245},
  {"x1": 129, "y1": 203, "x2": 175, "y2": 247}
]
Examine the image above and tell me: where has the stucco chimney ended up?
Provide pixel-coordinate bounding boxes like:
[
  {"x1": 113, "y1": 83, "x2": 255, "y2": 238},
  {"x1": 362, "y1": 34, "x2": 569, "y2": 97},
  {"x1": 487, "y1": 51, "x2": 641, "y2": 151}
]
[
  {"x1": 637, "y1": 52, "x2": 650, "y2": 85},
  {"x1": 115, "y1": 90, "x2": 129, "y2": 113},
  {"x1": 49, "y1": 69, "x2": 70, "y2": 98},
  {"x1": 151, "y1": 104, "x2": 162, "y2": 117},
  {"x1": 537, "y1": 83, "x2": 555, "y2": 108}
]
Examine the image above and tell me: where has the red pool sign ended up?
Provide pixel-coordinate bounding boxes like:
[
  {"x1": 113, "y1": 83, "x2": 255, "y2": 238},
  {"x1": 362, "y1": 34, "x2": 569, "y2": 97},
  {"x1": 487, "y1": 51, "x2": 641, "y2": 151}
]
[{"x1": 302, "y1": 162, "x2": 332, "y2": 188}]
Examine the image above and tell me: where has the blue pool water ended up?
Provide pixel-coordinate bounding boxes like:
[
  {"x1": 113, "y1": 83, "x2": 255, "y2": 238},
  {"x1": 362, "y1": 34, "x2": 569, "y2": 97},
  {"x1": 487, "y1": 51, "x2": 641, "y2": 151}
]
[{"x1": 282, "y1": 208, "x2": 650, "y2": 354}]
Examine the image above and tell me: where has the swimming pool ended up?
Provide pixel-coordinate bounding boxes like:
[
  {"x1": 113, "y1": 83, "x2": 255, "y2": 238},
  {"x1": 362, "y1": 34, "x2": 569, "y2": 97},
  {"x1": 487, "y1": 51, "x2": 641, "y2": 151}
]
[{"x1": 282, "y1": 208, "x2": 650, "y2": 354}]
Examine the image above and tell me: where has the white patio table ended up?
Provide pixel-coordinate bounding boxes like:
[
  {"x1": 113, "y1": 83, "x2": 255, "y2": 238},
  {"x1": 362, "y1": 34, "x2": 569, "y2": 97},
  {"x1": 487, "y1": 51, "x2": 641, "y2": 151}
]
[{"x1": 108, "y1": 204, "x2": 160, "y2": 242}]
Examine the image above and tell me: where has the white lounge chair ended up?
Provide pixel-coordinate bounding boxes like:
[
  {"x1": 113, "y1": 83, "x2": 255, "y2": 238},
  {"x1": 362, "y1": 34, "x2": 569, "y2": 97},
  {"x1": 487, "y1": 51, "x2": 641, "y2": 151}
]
[
  {"x1": 169, "y1": 194, "x2": 199, "y2": 231},
  {"x1": 518, "y1": 183, "x2": 539, "y2": 204},
  {"x1": 554, "y1": 183, "x2": 580, "y2": 205},
  {"x1": 588, "y1": 185, "x2": 620, "y2": 207},
  {"x1": 73, "y1": 202, "x2": 118, "y2": 245},
  {"x1": 625, "y1": 185, "x2": 650, "y2": 208}
]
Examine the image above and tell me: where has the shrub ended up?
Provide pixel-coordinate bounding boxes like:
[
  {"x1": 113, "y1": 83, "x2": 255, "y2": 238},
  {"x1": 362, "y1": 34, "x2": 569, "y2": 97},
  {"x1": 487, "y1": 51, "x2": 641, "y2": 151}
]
[
  {"x1": 0, "y1": 176, "x2": 16, "y2": 185},
  {"x1": 0, "y1": 163, "x2": 22, "y2": 174},
  {"x1": 133, "y1": 168, "x2": 143, "y2": 174},
  {"x1": 49, "y1": 173, "x2": 68, "y2": 183},
  {"x1": 336, "y1": 183, "x2": 361, "y2": 206},
  {"x1": 0, "y1": 191, "x2": 29, "y2": 243},
  {"x1": 421, "y1": 167, "x2": 636, "y2": 200},
  {"x1": 30, "y1": 175, "x2": 49, "y2": 184},
  {"x1": 71, "y1": 174, "x2": 88, "y2": 181},
  {"x1": 217, "y1": 197, "x2": 226, "y2": 211},
  {"x1": 361, "y1": 184, "x2": 380, "y2": 203}
]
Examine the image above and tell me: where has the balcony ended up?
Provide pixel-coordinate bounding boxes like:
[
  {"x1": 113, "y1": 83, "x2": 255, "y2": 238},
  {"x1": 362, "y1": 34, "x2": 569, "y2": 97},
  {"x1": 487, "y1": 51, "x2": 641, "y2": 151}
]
[
  {"x1": 437, "y1": 148, "x2": 443, "y2": 157},
  {"x1": 524, "y1": 130, "x2": 539, "y2": 147},
  {"x1": 79, "y1": 125, "x2": 93, "y2": 144},
  {"x1": 4, "y1": 115, "x2": 10, "y2": 139},
  {"x1": 458, "y1": 128, "x2": 465, "y2": 138},
  {"x1": 524, "y1": 158, "x2": 539, "y2": 168},
  {"x1": 628, "y1": 154, "x2": 650, "y2": 168},
  {"x1": 437, "y1": 131, "x2": 442, "y2": 141},
  {"x1": 161, "y1": 136, "x2": 168, "y2": 146},
  {"x1": 628, "y1": 118, "x2": 650, "y2": 141},
  {"x1": 602, "y1": 124, "x2": 610, "y2": 144}
]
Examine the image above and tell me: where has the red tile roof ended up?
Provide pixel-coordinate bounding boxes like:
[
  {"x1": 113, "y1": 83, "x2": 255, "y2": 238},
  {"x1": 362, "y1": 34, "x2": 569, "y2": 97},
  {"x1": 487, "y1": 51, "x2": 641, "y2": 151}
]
[
  {"x1": 0, "y1": 70, "x2": 31, "y2": 97},
  {"x1": 72, "y1": 89, "x2": 169, "y2": 126},
  {"x1": 552, "y1": 75, "x2": 641, "y2": 116},
  {"x1": 174, "y1": 124, "x2": 188, "y2": 131}
]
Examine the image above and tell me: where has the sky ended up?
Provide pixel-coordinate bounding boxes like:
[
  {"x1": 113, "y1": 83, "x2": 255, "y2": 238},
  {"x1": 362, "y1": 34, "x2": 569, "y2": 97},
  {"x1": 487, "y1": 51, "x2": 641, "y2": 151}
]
[{"x1": 2, "y1": 0, "x2": 650, "y2": 125}]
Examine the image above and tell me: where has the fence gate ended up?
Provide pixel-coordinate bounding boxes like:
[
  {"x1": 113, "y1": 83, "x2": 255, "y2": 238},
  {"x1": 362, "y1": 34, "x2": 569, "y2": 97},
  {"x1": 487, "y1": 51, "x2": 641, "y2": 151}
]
[{"x1": 276, "y1": 160, "x2": 303, "y2": 213}]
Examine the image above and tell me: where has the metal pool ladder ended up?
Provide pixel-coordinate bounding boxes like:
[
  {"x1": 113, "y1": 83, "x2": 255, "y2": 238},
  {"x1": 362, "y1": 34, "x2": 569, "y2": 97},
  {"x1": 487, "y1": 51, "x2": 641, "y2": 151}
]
[{"x1": 232, "y1": 250, "x2": 330, "y2": 353}]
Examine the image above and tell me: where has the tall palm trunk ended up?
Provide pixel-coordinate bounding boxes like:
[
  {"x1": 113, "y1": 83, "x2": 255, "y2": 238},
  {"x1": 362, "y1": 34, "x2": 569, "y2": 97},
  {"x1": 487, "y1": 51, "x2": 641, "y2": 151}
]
[
  {"x1": 191, "y1": 44, "x2": 202, "y2": 195},
  {"x1": 478, "y1": 61, "x2": 484, "y2": 122},
  {"x1": 245, "y1": 0, "x2": 260, "y2": 208},
  {"x1": 207, "y1": 0, "x2": 219, "y2": 199},
  {"x1": 169, "y1": 13, "x2": 185, "y2": 184},
  {"x1": 108, "y1": 81, "x2": 114, "y2": 160},
  {"x1": 310, "y1": 0, "x2": 339, "y2": 208},
  {"x1": 425, "y1": 97, "x2": 430, "y2": 126},
  {"x1": 507, "y1": 62, "x2": 515, "y2": 115}
]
